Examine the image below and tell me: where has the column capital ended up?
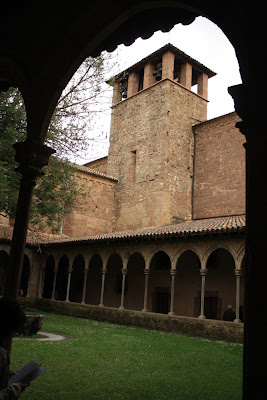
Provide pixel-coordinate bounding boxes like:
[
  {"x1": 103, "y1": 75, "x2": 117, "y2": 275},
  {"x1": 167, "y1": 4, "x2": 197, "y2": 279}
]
[
  {"x1": 200, "y1": 268, "x2": 208, "y2": 276},
  {"x1": 68, "y1": 267, "x2": 73, "y2": 274},
  {"x1": 170, "y1": 268, "x2": 177, "y2": 276},
  {"x1": 101, "y1": 268, "x2": 107, "y2": 275},
  {"x1": 144, "y1": 268, "x2": 150, "y2": 275},
  {"x1": 121, "y1": 268, "x2": 128, "y2": 275},
  {"x1": 228, "y1": 84, "x2": 248, "y2": 137},
  {"x1": 234, "y1": 268, "x2": 243, "y2": 276},
  {"x1": 14, "y1": 139, "x2": 55, "y2": 179}
]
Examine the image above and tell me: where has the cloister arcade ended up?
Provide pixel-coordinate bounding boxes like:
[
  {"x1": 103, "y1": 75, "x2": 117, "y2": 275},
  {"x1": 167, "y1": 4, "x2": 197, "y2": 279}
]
[
  {"x1": 0, "y1": 247, "x2": 32, "y2": 297},
  {"x1": 1, "y1": 235, "x2": 245, "y2": 322}
]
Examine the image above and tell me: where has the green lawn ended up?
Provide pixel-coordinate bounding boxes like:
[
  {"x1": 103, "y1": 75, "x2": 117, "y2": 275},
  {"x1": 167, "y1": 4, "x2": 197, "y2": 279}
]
[{"x1": 11, "y1": 311, "x2": 243, "y2": 400}]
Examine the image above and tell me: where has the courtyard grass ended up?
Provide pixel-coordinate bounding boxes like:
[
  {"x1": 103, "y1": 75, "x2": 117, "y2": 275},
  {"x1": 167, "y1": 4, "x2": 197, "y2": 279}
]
[{"x1": 11, "y1": 311, "x2": 243, "y2": 400}]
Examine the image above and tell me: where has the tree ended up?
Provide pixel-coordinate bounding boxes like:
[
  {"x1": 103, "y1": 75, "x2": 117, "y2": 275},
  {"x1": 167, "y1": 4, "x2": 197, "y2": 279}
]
[{"x1": 0, "y1": 52, "x2": 117, "y2": 234}]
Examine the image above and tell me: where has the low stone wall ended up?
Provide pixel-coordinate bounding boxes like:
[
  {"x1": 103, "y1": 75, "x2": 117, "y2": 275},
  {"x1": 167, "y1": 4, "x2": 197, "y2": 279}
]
[{"x1": 20, "y1": 298, "x2": 244, "y2": 343}]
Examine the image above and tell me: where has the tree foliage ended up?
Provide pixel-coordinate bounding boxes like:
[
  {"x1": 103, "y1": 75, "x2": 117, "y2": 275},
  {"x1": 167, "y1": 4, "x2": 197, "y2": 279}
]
[{"x1": 0, "y1": 52, "x2": 117, "y2": 234}]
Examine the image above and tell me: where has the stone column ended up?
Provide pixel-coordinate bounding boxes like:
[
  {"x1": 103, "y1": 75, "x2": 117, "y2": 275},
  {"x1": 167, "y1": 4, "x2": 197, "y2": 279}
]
[
  {"x1": 65, "y1": 267, "x2": 73, "y2": 302},
  {"x1": 38, "y1": 262, "x2": 46, "y2": 298},
  {"x1": 199, "y1": 269, "x2": 208, "y2": 319},
  {"x1": 4, "y1": 140, "x2": 55, "y2": 299},
  {"x1": 143, "y1": 62, "x2": 156, "y2": 89},
  {"x1": 234, "y1": 268, "x2": 242, "y2": 323},
  {"x1": 168, "y1": 269, "x2": 177, "y2": 316},
  {"x1": 127, "y1": 71, "x2": 139, "y2": 97},
  {"x1": 180, "y1": 63, "x2": 192, "y2": 90},
  {"x1": 197, "y1": 73, "x2": 208, "y2": 99},
  {"x1": 112, "y1": 81, "x2": 122, "y2": 105},
  {"x1": 119, "y1": 268, "x2": 128, "y2": 310},
  {"x1": 142, "y1": 269, "x2": 150, "y2": 312},
  {"x1": 162, "y1": 51, "x2": 175, "y2": 80},
  {"x1": 99, "y1": 268, "x2": 107, "y2": 307},
  {"x1": 81, "y1": 267, "x2": 89, "y2": 304},
  {"x1": 51, "y1": 264, "x2": 59, "y2": 300}
]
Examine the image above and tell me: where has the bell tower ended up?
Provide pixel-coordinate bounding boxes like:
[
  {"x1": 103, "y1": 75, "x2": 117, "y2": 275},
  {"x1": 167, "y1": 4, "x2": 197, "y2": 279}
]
[{"x1": 107, "y1": 44, "x2": 216, "y2": 231}]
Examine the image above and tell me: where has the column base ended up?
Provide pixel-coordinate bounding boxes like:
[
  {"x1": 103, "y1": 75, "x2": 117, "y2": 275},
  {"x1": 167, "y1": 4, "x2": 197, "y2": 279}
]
[
  {"x1": 99, "y1": 303, "x2": 104, "y2": 307},
  {"x1": 119, "y1": 306, "x2": 125, "y2": 310},
  {"x1": 65, "y1": 299, "x2": 70, "y2": 303},
  {"x1": 234, "y1": 318, "x2": 242, "y2": 323},
  {"x1": 142, "y1": 308, "x2": 148, "y2": 313},
  {"x1": 198, "y1": 314, "x2": 206, "y2": 320},
  {"x1": 168, "y1": 311, "x2": 175, "y2": 316}
]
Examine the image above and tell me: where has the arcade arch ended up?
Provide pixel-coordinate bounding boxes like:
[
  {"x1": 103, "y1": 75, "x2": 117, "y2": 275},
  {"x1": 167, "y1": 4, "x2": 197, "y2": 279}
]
[
  {"x1": 38, "y1": 240, "x2": 244, "y2": 321},
  {"x1": 148, "y1": 250, "x2": 172, "y2": 314},
  {"x1": 205, "y1": 248, "x2": 236, "y2": 320},
  {"x1": 175, "y1": 250, "x2": 201, "y2": 317},
  {"x1": 55, "y1": 255, "x2": 69, "y2": 301},
  {"x1": 85, "y1": 254, "x2": 103, "y2": 305},
  {"x1": 69, "y1": 254, "x2": 85, "y2": 303},
  {"x1": 104, "y1": 253, "x2": 123, "y2": 308},
  {"x1": 0, "y1": 3, "x2": 251, "y2": 391},
  {"x1": 42, "y1": 255, "x2": 55, "y2": 299},
  {"x1": 124, "y1": 252, "x2": 145, "y2": 311}
]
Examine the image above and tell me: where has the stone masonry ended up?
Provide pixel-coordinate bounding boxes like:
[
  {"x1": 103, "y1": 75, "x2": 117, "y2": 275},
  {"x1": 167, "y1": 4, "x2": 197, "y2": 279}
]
[
  {"x1": 0, "y1": 44, "x2": 246, "y2": 338},
  {"x1": 60, "y1": 44, "x2": 245, "y2": 236}
]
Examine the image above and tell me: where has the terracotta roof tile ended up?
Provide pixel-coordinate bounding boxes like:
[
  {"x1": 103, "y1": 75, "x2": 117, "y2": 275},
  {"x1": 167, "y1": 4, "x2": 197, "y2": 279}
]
[
  {"x1": 73, "y1": 163, "x2": 118, "y2": 182},
  {"x1": 40, "y1": 215, "x2": 245, "y2": 246}
]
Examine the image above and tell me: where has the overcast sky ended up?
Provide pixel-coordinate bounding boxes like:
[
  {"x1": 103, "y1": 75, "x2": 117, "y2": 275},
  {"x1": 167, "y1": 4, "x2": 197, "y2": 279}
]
[{"x1": 81, "y1": 16, "x2": 242, "y2": 163}]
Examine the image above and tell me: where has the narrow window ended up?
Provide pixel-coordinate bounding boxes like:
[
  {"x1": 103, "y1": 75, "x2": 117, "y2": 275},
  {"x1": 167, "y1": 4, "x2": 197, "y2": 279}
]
[{"x1": 130, "y1": 150, "x2": 137, "y2": 183}]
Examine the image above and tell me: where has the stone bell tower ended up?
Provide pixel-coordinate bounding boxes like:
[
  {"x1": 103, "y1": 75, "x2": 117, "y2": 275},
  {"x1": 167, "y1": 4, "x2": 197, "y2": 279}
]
[{"x1": 107, "y1": 44, "x2": 216, "y2": 231}]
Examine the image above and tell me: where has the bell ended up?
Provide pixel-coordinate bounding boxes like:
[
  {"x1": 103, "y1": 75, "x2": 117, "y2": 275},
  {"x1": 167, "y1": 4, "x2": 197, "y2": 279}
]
[{"x1": 155, "y1": 70, "x2": 162, "y2": 81}]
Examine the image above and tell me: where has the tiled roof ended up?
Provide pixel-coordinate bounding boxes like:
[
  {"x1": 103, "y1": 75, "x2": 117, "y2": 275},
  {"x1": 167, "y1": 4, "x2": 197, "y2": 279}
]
[
  {"x1": 73, "y1": 163, "x2": 118, "y2": 182},
  {"x1": 40, "y1": 215, "x2": 245, "y2": 246},
  {"x1": 0, "y1": 224, "x2": 68, "y2": 246},
  {"x1": 113, "y1": 44, "x2": 216, "y2": 80}
]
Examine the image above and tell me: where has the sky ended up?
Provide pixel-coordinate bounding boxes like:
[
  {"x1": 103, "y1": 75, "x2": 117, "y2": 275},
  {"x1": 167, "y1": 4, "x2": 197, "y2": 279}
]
[{"x1": 81, "y1": 16, "x2": 242, "y2": 163}]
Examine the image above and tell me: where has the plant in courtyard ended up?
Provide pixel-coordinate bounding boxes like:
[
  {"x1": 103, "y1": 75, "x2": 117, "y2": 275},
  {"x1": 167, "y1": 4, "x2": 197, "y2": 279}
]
[{"x1": 0, "y1": 52, "x2": 117, "y2": 233}]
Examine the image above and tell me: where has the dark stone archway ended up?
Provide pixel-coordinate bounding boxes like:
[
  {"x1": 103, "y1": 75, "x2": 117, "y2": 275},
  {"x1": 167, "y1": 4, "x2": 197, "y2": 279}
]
[
  {"x1": 86, "y1": 254, "x2": 103, "y2": 305},
  {"x1": 205, "y1": 248, "x2": 236, "y2": 320},
  {"x1": 125, "y1": 252, "x2": 145, "y2": 311},
  {"x1": 105, "y1": 253, "x2": 123, "y2": 308},
  {"x1": 69, "y1": 254, "x2": 85, "y2": 303},
  {"x1": 149, "y1": 251, "x2": 171, "y2": 314},
  {"x1": 55, "y1": 255, "x2": 69, "y2": 301},
  {"x1": 1, "y1": 2, "x2": 257, "y2": 397},
  {"x1": 175, "y1": 250, "x2": 201, "y2": 318},
  {"x1": 42, "y1": 255, "x2": 55, "y2": 299}
]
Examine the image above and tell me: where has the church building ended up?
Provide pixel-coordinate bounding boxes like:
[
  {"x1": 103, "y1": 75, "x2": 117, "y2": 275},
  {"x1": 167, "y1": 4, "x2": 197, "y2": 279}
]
[{"x1": 0, "y1": 44, "x2": 246, "y2": 325}]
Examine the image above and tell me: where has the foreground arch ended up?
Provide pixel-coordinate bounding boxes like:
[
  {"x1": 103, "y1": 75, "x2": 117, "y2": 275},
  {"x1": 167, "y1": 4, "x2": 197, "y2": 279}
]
[{"x1": 1, "y1": 2, "x2": 259, "y2": 397}]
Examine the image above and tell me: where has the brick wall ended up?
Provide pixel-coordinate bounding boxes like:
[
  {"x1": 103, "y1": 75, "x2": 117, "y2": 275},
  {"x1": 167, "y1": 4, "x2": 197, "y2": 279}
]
[
  {"x1": 83, "y1": 157, "x2": 108, "y2": 173},
  {"x1": 193, "y1": 112, "x2": 245, "y2": 219},
  {"x1": 63, "y1": 171, "x2": 116, "y2": 237}
]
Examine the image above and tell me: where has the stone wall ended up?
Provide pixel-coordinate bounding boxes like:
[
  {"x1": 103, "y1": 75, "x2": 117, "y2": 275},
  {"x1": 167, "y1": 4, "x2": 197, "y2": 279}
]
[
  {"x1": 107, "y1": 78, "x2": 208, "y2": 231},
  {"x1": 193, "y1": 113, "x2": 245, "y2": 219},
  {"x1": 21, "y1": 298, "x2": 244, "y2": 343},
  {"x1": 63, "y1": 170, "x2": 117, "y2": 237}
]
